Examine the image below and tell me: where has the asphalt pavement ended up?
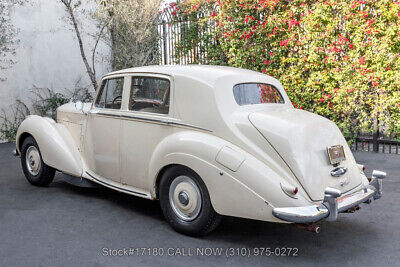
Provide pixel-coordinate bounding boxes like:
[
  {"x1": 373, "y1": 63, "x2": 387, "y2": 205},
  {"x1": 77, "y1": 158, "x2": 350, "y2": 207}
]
[{"x1": 0, "y1": 142, "x2": 399, "y2": 266}]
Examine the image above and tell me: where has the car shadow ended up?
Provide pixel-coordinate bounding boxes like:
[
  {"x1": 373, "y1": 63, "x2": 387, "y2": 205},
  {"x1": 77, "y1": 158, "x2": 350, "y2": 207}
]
[
  {"x1": 51, "y1": 173, "x2": 380, "y2": 261},
  {"x1": 52, "y1": 175, "x2": 165, "y2": 221}
]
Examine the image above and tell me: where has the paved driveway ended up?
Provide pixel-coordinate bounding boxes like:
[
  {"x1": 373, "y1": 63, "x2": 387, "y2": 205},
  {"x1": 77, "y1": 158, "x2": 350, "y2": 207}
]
[{"x1": 0, "y1": 142, "x2": 399, "y2": 266}]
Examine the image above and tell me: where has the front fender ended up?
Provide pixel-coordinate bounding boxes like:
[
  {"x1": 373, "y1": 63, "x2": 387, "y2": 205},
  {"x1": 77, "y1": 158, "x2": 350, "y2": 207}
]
[
  {"x1": 16, "y1": 115, "x2": 83, "y2": 177},
  {"x1": 148, "y1": 131, "x2": 312, "y2": 223}
]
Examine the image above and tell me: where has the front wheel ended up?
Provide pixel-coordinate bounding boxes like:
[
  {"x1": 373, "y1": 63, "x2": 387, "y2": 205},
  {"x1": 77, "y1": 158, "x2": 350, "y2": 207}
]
[
  {"x1": 159, "y1": 166, "x2": 221, "y2": 236},
  {"x1": 21, "y1": 136, "x2": 55, "y2": 186}
]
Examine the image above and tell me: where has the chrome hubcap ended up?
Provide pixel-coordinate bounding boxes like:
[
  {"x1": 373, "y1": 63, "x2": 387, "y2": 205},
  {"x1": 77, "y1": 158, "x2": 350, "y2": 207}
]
[
  {"x1": 178, "y1": 191, "x2": 189, "y2": 206},
  {"x1": 25, "y1": 146, "x2": 41, "y2": 176},
  {"x1": 169, "y1": 176, "x2": 202, "y2": 221}
]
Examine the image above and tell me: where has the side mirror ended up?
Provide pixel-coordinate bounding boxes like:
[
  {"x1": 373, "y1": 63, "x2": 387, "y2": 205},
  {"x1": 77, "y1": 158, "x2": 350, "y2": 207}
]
[{"x1": 74, "y1": 101, "x2": 84, "y2": 112}]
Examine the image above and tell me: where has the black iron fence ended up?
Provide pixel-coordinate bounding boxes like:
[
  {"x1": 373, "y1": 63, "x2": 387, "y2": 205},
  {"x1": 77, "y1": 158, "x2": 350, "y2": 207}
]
[
  {"x1": 156, "y1": 9, "x2": 212, "y2": 65},
  {"x1": 351, "y1": 137, "x2": 400, "y2": 154}
]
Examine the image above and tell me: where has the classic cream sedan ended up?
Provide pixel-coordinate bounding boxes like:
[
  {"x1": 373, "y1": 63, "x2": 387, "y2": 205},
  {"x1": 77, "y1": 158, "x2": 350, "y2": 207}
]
[{"x1": 14, "y1": 65, "x2": 385, "y2": 236}]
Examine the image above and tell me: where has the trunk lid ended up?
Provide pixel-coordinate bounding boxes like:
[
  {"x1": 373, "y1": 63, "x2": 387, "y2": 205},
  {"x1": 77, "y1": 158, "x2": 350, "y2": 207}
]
[{"x1": 248, "y1": 107, "x2": 362, "y2": 201}]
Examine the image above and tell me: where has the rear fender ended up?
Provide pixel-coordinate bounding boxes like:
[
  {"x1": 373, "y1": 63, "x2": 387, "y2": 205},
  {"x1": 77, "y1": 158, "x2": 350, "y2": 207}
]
[
  {"x1": 148, "y1": 131, "x2": 311, "y2": 222},
  {"x1": 16, "y1": 115, "x2": 83, "y2": 177}
]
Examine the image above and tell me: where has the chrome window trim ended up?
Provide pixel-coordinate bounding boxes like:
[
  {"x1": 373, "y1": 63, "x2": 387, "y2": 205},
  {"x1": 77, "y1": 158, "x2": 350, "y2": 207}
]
[
  {"x1": 233, "y1": 82, "x2": 285, "y2": 105},
  {"x1": 124, "y1": 73, "x2": 173, "y2": 117},
  {"x1": 93, "y1": 75, "x2": 127, "y2": 111}
]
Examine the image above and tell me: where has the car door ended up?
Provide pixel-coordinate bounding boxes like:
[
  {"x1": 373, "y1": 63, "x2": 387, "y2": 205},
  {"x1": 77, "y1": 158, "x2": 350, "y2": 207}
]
[
  {"x1": 119, "y1": 74, "x2": 174, "y2": 190},
  {"x1": 84, "y1": 75, "x2": 127, "y2": 183}
]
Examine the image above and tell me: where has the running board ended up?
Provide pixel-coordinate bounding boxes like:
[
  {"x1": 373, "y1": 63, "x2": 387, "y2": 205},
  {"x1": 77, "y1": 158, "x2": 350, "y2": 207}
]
[
  {"x1": 61, "y1": 174, "x2": 102, "y2": 188},
  {"x1": 84, "y1": 171, "x2": 152, "y2": 199}
]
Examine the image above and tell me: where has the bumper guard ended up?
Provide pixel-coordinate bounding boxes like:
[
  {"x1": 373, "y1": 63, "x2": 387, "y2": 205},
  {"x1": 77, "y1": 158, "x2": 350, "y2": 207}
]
[{"x1": 272, "y1": 170, "x2": 386, "y2": 224}]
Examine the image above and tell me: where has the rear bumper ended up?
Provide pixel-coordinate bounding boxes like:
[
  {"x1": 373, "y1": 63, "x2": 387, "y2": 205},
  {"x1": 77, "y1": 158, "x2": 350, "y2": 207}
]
[{"x1": 272, "y1": 170, "x2": 386, "y2": 224}]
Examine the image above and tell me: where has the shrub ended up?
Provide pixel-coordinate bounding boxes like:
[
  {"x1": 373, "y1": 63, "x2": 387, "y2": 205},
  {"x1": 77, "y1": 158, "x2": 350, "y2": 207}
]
[
  {"x1": 97, "y1": 0, "x2": 162, "y2": 69},
  {"x1": 31, "y1": 87, "x2": 70, "y2": 120},
  {"x1": 0, "y1": 100, "x2": 30, "y2": 142},
  {"x1": 0, "y1": 85, "x2": 93, "y2": 141}
]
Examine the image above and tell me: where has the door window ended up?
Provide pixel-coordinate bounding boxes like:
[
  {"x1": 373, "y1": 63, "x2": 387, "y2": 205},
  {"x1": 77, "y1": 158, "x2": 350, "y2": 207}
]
[
  {"x1": 95, "y1": 77, "x2": 124, "y2": 109},
  {"x1": 129, "y1": 77, "x2": 170, "y2": 114}
]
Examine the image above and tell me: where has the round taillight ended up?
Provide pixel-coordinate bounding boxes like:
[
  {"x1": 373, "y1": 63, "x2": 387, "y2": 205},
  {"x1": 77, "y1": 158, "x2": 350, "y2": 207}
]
[
  {"x1": 280, "y1": 182, "x2": 299, "y2": 197},
  {"x1": 293, "y1": 187, "x2": 298, "y2": 195},
  {"x1": 363, "y1": 165, "x2": 366, "y2": 172}
]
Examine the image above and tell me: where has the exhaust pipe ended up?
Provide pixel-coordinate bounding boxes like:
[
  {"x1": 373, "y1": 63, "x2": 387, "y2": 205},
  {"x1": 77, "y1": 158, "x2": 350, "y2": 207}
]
[
  {"x1": 343, "y1": 205, "x2": 360, "y2": 213},
  {"x1": 297, "y1": 223, "x2": 321, "y2": 233},
  {"x1": 364, "y1": 198, "x2": 372, "y2": 204}
]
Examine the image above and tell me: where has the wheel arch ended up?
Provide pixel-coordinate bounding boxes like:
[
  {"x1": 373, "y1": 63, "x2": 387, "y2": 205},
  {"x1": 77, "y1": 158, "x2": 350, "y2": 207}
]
[
  {"x1": 17, "y1": 132, "x2": 33, "y2": 153},
  {"x1": 154, "y1": 163, "x2": 179, "y2": 199},
  {"x1": 16, "y1": 115, "x2": 83, "y2": 177},
  {"x1": 154, "y1": 163, "x2": 211, "y2": 200}
]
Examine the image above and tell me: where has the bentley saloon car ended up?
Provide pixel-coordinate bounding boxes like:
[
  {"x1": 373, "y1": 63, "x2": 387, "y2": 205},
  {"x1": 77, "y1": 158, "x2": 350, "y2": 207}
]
[{"x1": 14, "y1": 65, "x2": 386, "y2": 236}]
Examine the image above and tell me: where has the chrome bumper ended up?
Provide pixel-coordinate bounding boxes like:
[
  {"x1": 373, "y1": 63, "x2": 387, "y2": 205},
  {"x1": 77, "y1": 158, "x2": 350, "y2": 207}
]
[{"x1": 272, "y1": 170, "x2": 386, "y2": 224}]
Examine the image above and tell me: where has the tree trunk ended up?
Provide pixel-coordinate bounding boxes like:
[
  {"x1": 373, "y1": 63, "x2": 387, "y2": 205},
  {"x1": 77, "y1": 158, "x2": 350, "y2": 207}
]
[
  {"x1": 110, "y1": 26, "x2": 117, "y2": 71},
  {"x1": 63, "y1": 2, "x2": 98, "y2": 90}
]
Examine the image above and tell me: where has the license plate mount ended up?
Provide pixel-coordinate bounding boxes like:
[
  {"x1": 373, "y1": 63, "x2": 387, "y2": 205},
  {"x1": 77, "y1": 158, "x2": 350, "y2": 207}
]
[{"x1": 327, "y1": 145, "x2": 346, "y2": 165}]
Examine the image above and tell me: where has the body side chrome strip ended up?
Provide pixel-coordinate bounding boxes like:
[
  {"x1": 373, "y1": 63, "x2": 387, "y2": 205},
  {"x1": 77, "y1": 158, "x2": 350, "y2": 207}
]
[{"x1": 95, "y1": 112, "x2": 212, "y2": 132}]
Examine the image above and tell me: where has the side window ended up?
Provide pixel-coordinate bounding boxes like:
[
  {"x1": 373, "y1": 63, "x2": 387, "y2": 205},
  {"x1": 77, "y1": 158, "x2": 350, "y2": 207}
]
[
  {"x1": 95, "y1": 77, "x2": 124, "y2": 109},
  {"x1": 129, "y1": 77, "x2": 170, "y2": 115}
]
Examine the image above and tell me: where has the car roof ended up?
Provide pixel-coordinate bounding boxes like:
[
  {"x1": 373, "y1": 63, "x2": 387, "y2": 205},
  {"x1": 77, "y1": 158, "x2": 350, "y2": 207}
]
[
  {"x1": 104, "y1": 65, "x2": 271, "y2": 86},
  {"x1": 103, "y1": 65, "x2": 291, "y2": 132}
]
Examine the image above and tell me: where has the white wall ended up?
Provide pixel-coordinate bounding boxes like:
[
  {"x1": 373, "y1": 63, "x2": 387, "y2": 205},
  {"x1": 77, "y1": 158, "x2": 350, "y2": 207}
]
[{"x1": 0, "y1": 0, "x2": 110, "y2": 112}]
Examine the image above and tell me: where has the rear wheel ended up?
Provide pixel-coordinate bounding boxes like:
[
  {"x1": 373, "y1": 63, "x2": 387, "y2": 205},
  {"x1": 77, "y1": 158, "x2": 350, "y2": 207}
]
[
  {"x1": 21, "y1": 136, "x2": 55, "y2": 186},
  {"x1": 159, "y1": 166, "x2": 221, "y2": 236}
]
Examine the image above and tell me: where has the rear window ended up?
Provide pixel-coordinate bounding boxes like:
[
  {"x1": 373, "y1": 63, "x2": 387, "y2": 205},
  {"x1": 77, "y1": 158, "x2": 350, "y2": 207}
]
[{"x1": 233, "y1": 83, "x2": 284, "y2": 105}]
